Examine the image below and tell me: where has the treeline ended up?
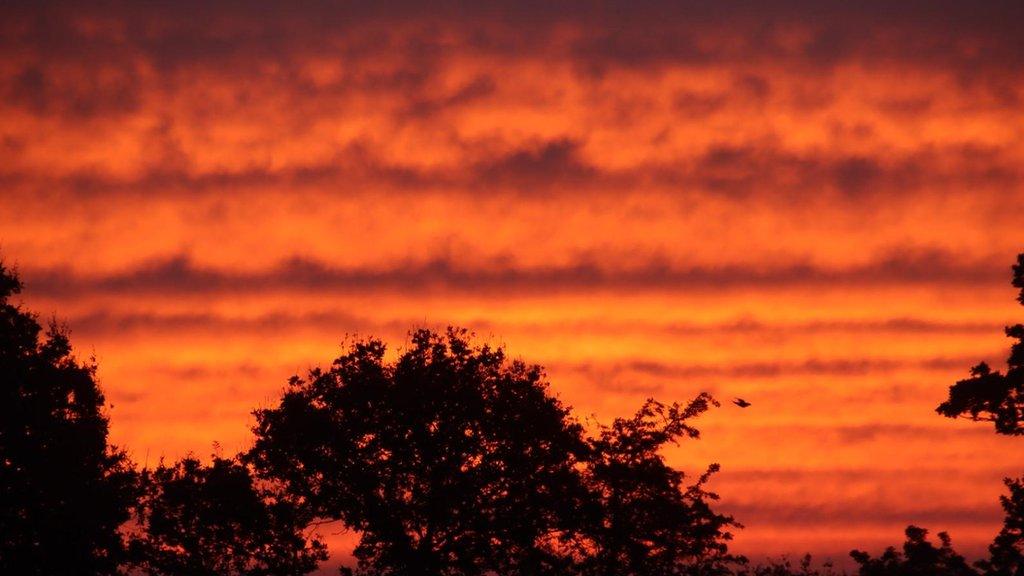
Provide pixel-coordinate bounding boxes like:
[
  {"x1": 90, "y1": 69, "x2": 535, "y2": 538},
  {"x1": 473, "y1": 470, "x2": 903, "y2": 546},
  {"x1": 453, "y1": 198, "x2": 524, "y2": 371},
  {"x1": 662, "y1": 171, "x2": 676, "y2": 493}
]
[{"x1": 1, "y1": 254, "x2": 1023, "y2": 576}]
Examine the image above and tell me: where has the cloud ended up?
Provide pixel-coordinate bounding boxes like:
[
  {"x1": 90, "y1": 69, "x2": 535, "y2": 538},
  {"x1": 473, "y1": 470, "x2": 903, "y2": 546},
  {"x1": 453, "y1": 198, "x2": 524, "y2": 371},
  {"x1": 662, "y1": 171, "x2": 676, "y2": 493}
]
[
  {"x1": 2, "y1": 135, "x2": 1017, "y2": 204},
  {"x1": 722, "y1": 467, "x2": 1007, "y2": 483},
  {"x1": 3, "y1": 64, "x2": 142, "y2": 120},
  {"x1": 3, "y1": 1, "x2": 1021, "y2": 208},
  {"x1": 7, "y1": 1, "x2": 1019, "y2": 74},
  {"x1": 561, "y1": 355, "x2": 983, "y2": 382},
  {"x1": 3, "y1": 2, "x2": 1023, "y2": 566},
  {"x1": 724, "y1": 500, "x2": 1002, "y2": 528},
  {"x1": 469, "y1": 138, "x2": 599, "y2": 189},
  {"x1": 63, "y1": 309, "x2": 1000, "y2": 339},
  {"x1": 18, "y1": 248, "x2": 1008, "y2": 298},
  {"x1": 403, "y1": 75, "x2": 497, "y2": 118}
]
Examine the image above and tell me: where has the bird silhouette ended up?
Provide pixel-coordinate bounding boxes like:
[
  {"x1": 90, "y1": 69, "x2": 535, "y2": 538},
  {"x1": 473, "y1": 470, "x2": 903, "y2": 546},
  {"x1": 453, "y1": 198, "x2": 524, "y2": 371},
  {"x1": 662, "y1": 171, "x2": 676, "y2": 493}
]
[{"x1": 733, "y1": 398, "x2": 751, "y2": 408}]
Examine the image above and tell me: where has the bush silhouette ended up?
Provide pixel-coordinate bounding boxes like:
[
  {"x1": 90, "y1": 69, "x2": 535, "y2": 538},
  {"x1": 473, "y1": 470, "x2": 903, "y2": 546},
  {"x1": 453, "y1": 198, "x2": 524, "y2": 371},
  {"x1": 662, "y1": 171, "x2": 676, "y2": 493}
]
[{"x1": 850, "y1": 526, "x2": 976, "y2": 576}]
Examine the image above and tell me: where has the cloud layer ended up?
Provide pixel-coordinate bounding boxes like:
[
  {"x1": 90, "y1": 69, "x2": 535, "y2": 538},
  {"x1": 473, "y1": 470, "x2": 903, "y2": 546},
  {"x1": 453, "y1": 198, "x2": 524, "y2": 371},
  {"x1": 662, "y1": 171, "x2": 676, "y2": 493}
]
[{"x1": 3, "y1": 1, "x2": 1024, "y2": 570}]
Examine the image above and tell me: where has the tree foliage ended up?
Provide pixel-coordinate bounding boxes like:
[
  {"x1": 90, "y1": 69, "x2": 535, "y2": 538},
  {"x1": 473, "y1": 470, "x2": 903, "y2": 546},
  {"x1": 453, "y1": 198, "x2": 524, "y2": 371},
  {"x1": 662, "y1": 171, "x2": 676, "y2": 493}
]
[
  {"x1": 937, "y1": 254, "x2": 1024, "y2": 435},
  {"x1": 248, "y1": 328, "x2": 592, "y2": 575},
  {"x1": 130, "y1": 455, "x2": 327, "y2": 575},
  {"x1": 975, "y1": 477, "x2": 1024, "y2": 576},
  {"x1": 0, "y1": 262, "x2": 138, "y2": 574},
  {"x1": 580, "y1": 396, "x2": 739, "y2": 576},
  {"x1": 248, "y1": 328, "x2": 736, "y2": 576},
  {"x1": 850, "y1": 526, "x2": 976, "y2": 576}
]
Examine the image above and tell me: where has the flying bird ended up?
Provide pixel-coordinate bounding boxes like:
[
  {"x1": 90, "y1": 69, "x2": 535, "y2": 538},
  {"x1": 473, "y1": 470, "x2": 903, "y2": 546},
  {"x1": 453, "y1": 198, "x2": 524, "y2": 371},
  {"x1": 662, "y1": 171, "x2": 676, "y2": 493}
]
[{"x1": 733, "y1": 398, "x2": 751, "y2": 408}]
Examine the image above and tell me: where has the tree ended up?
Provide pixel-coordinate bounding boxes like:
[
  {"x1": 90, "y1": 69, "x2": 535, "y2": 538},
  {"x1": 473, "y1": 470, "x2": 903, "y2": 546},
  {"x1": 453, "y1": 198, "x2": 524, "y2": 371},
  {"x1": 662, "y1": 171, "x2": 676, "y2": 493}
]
[
  {"x1": 937, "y1": 253, "x2": 1024, "y2": 435},
  {"x1": 248, "y1": 328, "x2": 739, "y2": 576},
  {"x1": 247, "y1": 328, "x2": 591, "y2": 576},
  {"x1": 975, "y1": 477, "x2": 1024, "y2": 576},
  {"x1": 580, "y1": 396, "x2": 740, "y2": 576},
  {"x1": 0, "y1": 262, "x2": 138, "y2": 574},
  {"x1": 850, "y1": 526, "x2": 977, "y2": 576},
  {"x1": 129, "y1": 455, "x2": 327, "y2": 575},
  {"x1": 934, "y1": 252, "x2": 1024, "y2": 575}
]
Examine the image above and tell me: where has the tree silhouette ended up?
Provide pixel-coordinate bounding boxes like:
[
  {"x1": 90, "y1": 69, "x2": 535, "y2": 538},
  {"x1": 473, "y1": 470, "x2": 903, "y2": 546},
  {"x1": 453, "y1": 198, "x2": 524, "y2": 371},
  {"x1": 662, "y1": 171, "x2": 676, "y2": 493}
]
[
  {"x1": 974, "y1": 477, "x2": 1024, "y2": 576},
  {"x1": 580, "y1": 396, "x2": 740, "y2": 576},
  {"x1": 247, "y1": 328, "x2": 738, "y2": 576},
  {"x1": 850, "y1": 526, "x2": 976, "y2": 576},
  {"x1": 933, "y1": 252, "x2": 1024, "y2": 575},
  {"x1": 937, "y1": 254, "x2": 1024, "y2": 435},
  {"x1": 0, "y1": 262, "x2": 138, "y2": 574},
  {"x1": 247, "y1": 328, "x2": 592, "y2": 576},
  {"x1": 129, "y1": 455, "x2": 327, "y2": 575}
]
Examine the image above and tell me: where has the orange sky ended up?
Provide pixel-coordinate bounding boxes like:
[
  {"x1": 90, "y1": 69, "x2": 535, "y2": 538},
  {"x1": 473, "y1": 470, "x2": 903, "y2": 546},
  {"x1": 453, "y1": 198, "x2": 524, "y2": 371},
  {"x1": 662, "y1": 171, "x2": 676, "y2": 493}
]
[{"x1": 3, "y1": 1, "x2": 1024, "y2": 570}]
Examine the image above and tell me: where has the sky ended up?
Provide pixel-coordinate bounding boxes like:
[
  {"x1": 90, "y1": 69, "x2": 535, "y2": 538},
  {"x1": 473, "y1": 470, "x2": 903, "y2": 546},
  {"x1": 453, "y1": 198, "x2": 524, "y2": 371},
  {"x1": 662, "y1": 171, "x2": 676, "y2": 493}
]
[{"x1": 3, "y1": 0, "x2": 1024, "y2": 569}]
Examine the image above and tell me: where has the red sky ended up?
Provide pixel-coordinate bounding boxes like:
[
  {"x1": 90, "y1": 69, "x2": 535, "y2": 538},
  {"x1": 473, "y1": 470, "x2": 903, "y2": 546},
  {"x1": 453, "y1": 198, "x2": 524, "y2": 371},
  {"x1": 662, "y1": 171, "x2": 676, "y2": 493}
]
[{"x1": 3, "y1": 1, "x2": 1024, "y2": 569}]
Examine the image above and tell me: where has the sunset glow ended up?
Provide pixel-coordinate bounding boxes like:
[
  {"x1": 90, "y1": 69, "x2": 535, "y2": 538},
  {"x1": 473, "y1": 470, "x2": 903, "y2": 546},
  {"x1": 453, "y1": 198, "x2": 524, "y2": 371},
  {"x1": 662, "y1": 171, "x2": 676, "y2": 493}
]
[{"x1": 3, "y1": 2, "x2": 1024, "y2": 570}]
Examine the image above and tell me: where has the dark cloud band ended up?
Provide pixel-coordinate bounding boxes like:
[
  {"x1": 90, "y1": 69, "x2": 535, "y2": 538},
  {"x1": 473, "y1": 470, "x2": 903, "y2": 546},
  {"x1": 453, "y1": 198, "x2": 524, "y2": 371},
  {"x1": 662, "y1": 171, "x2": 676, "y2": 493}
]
[{"x1": 19, "y1": 249, "x2": 1009, "y2": 298}]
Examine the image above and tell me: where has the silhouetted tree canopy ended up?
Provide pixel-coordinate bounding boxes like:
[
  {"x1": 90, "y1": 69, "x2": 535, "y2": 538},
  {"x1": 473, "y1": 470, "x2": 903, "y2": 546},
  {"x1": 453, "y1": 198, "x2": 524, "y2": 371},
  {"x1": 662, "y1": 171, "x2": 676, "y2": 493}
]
[
  {"x1": 247, "y1": 328, "x2": 737, "y2": 576},
  {"x1": 850, "y1": 526, "x2": 976, "y2": 576},
  {"x1": 580, "y1": 396, "x2": 739, "y2": 576},
  {"x1": 129, "y1": 455, "x2": 327, "y2": 575},
  {"x1": 0, "y1": 262, "x2": 138, "y2": 574},
  {"x1": 247, "y1": 328, "x2": 592, "y2": 576},
  {"x1": 937, "y1": 254, "x2": 1024, "y2": 435}
]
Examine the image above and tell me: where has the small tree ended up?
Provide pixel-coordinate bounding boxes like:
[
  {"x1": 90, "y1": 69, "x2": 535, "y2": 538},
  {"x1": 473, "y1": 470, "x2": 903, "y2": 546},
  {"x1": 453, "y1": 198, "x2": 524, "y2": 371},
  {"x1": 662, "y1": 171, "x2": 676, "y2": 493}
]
[
  {"x1": 0, "y1": 262, "x2": 138, "y2": 574},
  {"x1": 580, "y1": 396, "x2": 740, "y2": 576},
  {"x1": 937, "y1": 254, "x2": 1024, "y2": 435},
  {"x1": 129, "y1": 455, "x2": 327, "y2": 575}
]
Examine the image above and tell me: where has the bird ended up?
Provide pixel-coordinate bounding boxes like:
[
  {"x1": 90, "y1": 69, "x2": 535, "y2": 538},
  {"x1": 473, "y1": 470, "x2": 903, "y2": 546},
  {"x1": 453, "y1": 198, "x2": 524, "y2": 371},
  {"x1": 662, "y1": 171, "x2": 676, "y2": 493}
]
[{"x1": 733, "y1": 398, "x2": 751, "y2": 408}]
